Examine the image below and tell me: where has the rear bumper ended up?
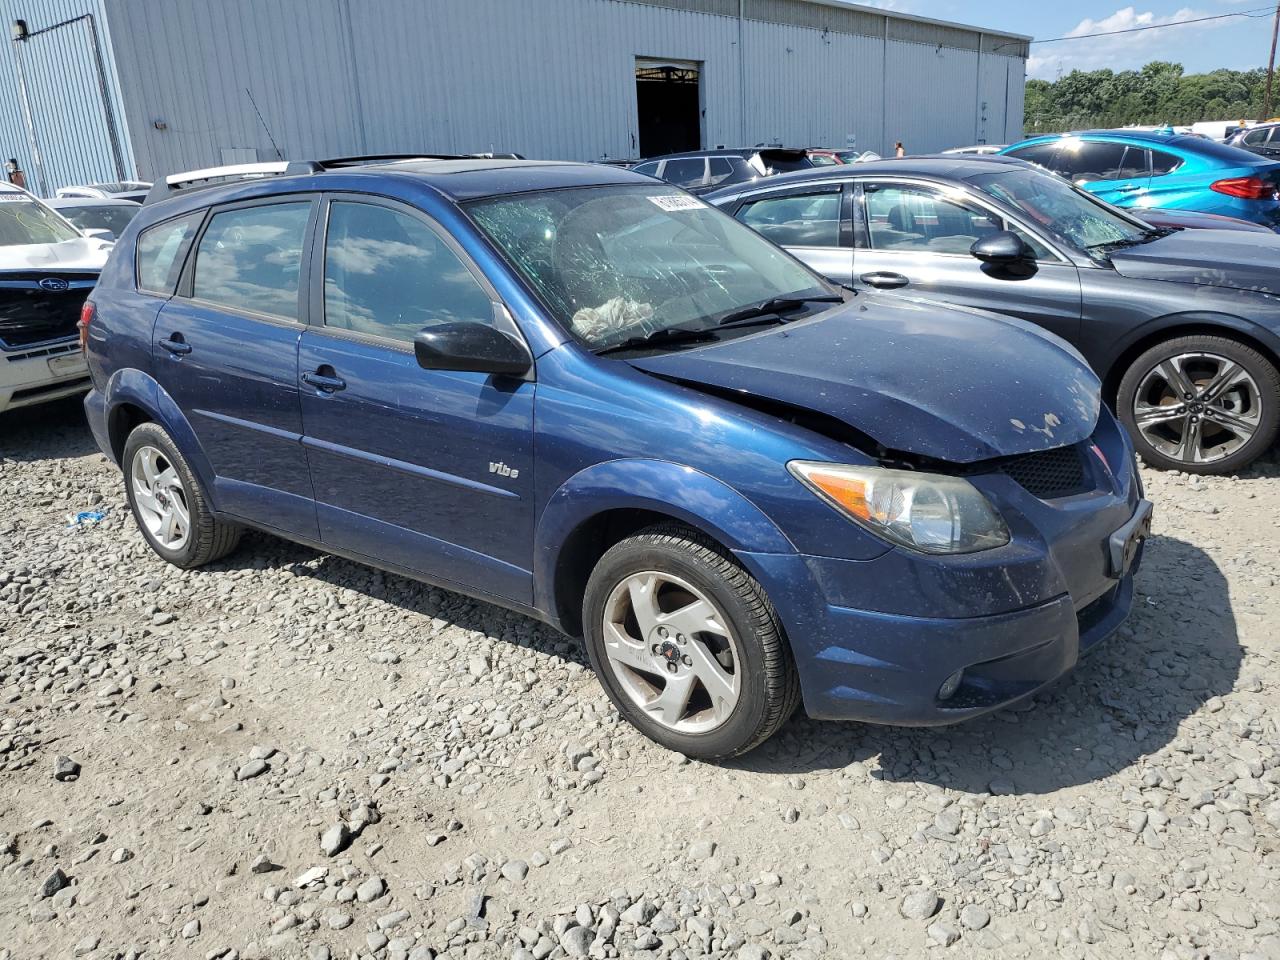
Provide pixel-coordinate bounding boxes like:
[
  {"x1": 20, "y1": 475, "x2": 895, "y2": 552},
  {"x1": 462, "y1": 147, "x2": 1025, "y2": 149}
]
[
  {"x1": 83, "y1": 387, "x2": 114, "y2": 462},
  {"x1": 0, "y1": 339, "x2": 89, "y2": 414}
]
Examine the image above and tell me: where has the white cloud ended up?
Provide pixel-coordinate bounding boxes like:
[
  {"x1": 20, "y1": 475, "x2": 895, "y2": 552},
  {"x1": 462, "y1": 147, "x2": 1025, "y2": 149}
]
[{"x1": 1027, "y1": 6, "x2": 1227, "y2": 80}]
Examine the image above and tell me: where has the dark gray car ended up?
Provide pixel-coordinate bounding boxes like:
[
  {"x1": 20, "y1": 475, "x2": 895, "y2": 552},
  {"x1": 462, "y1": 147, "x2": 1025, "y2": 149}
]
[{"x1": 706, "y1": 155, "x2": 1280, "y2": 474}]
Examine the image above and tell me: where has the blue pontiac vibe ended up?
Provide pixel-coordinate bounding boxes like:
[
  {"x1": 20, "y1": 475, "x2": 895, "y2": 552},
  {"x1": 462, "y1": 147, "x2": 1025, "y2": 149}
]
[{"x1": 82, "y1": 157, "x2": 1151, "y2": 758}]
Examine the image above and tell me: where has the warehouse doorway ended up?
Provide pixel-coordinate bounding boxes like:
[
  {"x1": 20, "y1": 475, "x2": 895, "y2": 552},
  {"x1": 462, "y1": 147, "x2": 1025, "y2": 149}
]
[{"x1": 636, "y1": 58, "x2": 701, "y2": 157}]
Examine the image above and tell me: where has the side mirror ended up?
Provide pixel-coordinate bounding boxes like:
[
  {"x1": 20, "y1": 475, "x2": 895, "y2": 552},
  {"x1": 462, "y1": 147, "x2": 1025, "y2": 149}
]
[
  {"x1": 83, "y1": 228, "x2": 115, "y2": 242},
  {"x1": 414, "y1": 320, "x2": 531, "y2": 376},
  {"x1": 970, "y1": 230, "x2": 1033, "y2": 266}
]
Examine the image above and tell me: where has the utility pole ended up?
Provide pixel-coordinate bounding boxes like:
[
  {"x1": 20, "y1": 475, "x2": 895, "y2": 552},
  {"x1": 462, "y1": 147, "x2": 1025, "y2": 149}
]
[{"x1": 1263, "y1": 1, "x2": 1280, "y2": 120}]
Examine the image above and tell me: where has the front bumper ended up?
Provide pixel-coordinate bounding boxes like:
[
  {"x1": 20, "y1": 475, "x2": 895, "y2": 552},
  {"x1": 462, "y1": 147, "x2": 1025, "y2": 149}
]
[
  {"x1": 740, "y1": 496, "x2": 1148, "y2": 726},
  {"x1": 0, "y1": 338, "x2": 90, "y2": 414}
]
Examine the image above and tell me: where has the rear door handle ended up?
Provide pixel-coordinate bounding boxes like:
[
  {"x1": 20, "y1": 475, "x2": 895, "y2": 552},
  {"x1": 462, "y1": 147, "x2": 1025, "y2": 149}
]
[
  {"x1": 158, "y1": 336, "x2": 191, "y2": 356},
  {"x1": 301, "y1": 370, "x2": 347, "y2": 393},
  {"x1": 859, "y1": 271, "x2": 910, "y2": 290}
]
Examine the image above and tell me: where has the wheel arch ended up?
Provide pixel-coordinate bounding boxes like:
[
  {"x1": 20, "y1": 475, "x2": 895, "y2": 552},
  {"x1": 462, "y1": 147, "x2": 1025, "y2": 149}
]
[
  {"x1": 102, "y1": 369, "x2": 218, "y2": 499},
  {"x1": 1102, "y1": 313, "x2": 1280, "y2": 403},
  {"x1": 534, "y1": 460, "x2": 796, "y2": 637}
]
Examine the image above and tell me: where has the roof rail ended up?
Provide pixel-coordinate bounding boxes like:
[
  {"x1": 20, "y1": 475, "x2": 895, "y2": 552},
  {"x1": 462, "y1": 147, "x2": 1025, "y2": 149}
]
[
  {"x1": 144, "y1": 152, "x2": 533, "y2": 205},
  {"x1": 144, "y1": 160, "x2": 321, "y2": 205}
]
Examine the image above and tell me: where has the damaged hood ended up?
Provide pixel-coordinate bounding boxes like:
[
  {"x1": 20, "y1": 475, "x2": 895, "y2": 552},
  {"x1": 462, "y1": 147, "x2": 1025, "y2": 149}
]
[
  {"x1": 628, "y1": 297, "x2": 1101, "y2": 464},
  {"x1": 1108, "y1": 229, "x2": 1280, "y2": 295}
]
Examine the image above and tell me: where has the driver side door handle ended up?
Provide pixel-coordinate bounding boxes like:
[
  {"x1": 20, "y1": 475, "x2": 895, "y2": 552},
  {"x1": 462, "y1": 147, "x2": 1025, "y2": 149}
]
[
  {"x1": 301, "y1": 370, "x2": 347, "y2": 393},
  {"x1": 859, "y1": 271, "x2": 910, "y2": 290}
]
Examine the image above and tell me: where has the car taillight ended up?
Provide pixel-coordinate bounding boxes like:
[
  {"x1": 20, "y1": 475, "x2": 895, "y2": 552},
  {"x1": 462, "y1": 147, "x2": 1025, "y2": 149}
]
[
  {"x1": 78, "y1": 300, "x2": 95, "y2": 353},
  {"x1": 1210, "y1": 175, "x2": 1279, "y2": 200}
]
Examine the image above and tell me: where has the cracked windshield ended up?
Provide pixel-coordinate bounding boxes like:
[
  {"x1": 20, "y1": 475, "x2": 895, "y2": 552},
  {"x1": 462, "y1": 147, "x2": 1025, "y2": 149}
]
[{"x1": 467, "y1": 185, "x2": 834, "y2": 352}]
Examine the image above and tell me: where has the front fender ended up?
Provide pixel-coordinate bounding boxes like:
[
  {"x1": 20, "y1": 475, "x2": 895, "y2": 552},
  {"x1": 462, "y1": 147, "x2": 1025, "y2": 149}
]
[
  {"x1": 533, "y1": 458, "x2": 797, "y2": 617},
  {"x1": 1106, "y1": 309, "x2": 1280, "y2": 379},
  {"x1": 103, "y1": 369, "x2": 218, "y2": 503}
]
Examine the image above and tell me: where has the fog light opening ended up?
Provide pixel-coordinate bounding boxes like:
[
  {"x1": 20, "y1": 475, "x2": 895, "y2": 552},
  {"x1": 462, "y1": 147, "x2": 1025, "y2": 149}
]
[{"x1": 937, "y1": 668, "x2": 964, "y2": 702}]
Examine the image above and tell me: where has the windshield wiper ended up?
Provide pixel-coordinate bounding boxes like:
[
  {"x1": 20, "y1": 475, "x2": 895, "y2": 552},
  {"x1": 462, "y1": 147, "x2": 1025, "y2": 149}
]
[
  {"x1": 715, "y1": 294, "x2": 843, "y2": 327},
  {"x1": 595, "y1": 326, "x2": 719, "y2": 356},
  {"x1": 1087, "y1": 227, "x2": 1174, "y2": 252}
]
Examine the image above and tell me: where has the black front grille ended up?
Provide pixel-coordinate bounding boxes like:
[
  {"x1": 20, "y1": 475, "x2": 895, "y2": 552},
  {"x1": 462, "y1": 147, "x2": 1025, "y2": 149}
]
[
  {"x1": 0, "y1": 273, "x2": 95, "y2": 349},
  {"x1": 1003, "y1": 445, "x2": 1087, "y2": 500}
]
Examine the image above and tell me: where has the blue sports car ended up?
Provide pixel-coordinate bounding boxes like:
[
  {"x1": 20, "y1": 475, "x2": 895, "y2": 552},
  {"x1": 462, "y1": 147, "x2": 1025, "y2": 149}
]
[{"x1": 1001, "y1": 130, "x2": 1280, "y2": 230}]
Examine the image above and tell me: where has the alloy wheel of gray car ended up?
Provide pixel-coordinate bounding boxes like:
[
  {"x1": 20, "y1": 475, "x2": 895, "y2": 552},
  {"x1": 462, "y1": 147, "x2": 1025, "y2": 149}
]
[
  {"x1": 123, "y1": 422, "x2": 242, "y2": 568},
  {"x1": 582, "y1": 524, "x2": 800, "y2": 759},
  {"x1": 1118, "y1": 335, "x2": 1280, "y2": 474}
]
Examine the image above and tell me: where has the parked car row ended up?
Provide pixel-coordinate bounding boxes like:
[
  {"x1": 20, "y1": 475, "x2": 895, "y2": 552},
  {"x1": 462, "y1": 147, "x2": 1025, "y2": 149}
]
[{"x1": 10, "y1": 138, "x2": 1278, "y2": 760}]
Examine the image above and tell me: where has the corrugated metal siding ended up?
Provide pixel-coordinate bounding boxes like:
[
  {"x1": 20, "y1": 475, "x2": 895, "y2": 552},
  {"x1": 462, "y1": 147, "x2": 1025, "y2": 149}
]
[
  {"x1": 742, "y1": 19, "x2": 883, "y2": 153},
  {"x1": 102, "y1": 0, "x2": 365, "y2": 182},
  {"x1": 0, "y1": 0, "x2": 134, "y2": 195},
  {"x1": 96, "y1": 0, "x2": 1024, "y2": 174}
]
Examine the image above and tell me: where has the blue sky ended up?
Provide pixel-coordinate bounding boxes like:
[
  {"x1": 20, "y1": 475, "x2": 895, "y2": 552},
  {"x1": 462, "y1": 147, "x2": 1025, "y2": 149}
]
[{"x1": 855, "y1": 2, "x2": 1278, "y2": 79}]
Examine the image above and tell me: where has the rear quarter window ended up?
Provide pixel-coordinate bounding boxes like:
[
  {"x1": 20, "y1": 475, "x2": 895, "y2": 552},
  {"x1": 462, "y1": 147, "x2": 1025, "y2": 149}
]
[{"x1": 136, "y1": 212, "x2": 203, "y2": 296}]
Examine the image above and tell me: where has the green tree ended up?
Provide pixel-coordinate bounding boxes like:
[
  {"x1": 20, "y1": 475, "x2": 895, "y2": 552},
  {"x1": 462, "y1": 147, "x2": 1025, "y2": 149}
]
[{"x1": 1023, "y1": 61, "x2": 1272, "y2": 135}]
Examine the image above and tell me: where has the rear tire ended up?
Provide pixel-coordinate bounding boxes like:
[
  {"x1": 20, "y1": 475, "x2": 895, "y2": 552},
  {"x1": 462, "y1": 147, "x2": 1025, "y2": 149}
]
[
  {"x1": 122, "y1": 422, "x2": 240, "y2": 568},
  {"x1": 582, "y1": 524, "x2": 799, "y2": 759},
  {"x1": 1117, "y1": 334, "x2": 1280, "y2": 474}
]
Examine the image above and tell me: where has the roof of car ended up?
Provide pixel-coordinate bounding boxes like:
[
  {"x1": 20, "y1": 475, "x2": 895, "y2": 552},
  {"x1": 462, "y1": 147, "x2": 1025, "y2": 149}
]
[
  {"x1": 146, "y1": 157, "x2": 656, "y2": 211},
  {"x1": 702, "y1": 154, "x2": 1031, "y2": 198},
  {"x1": 641, "y1": 148, "x2": 809, "y2": 161},
  {"x1": 1021, "y1": 129, "x2": 1187, "y2": 145},
  {"x1": 45, "y1": 196, "x2": 140, "y2": 207}
]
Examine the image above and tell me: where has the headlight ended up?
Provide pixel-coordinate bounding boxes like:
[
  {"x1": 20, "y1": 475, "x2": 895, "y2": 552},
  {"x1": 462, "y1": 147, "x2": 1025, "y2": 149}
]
[{"x1": 788, "y1": 461, "x2": 1010, "y2": 555}]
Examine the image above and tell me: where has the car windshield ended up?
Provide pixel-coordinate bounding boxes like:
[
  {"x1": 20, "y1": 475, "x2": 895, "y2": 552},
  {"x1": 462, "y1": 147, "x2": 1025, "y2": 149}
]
[
  {"x1": 0, "y1": 197, "x2": 80, "y2": 246},
  {"x1": 57, "y1": 204, "x2": 138, "y2": 236},
  {"x1": 467, "y1": 184, "x2": 835, "y2": 352},
  {"x1": 969, "y1": 167, "x2": 1147, "y2": 252}
]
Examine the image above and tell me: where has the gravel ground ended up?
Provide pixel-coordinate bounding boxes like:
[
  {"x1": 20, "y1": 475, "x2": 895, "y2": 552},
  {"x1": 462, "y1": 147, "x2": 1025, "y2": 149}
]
[{"x1": 2, "y1": 396, "x2": 1279, "y2": 960}]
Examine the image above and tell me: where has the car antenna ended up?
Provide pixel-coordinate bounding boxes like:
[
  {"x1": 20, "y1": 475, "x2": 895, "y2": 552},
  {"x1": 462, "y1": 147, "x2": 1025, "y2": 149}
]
[{"x1": 245, "y1": 87, "x2": 284, "y2": 160}]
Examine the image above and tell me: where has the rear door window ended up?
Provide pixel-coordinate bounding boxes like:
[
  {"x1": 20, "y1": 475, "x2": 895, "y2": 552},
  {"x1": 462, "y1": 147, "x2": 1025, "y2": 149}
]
[
  {"x1": 1005, "y1": 143, "x2": 1061, "y2": 171},
  {"x1": 136, "y1": 211, "x2": 202, "y2": 295},
  {"x1": 1149, "y1": 149, "x2": 1183, "y2": 177},
  {"x1": 1054, "y1": 141, "x2": 1142, "y2": 183},
  {"x1": 707, "y1": 157, "x2": 737, "y2": 187},
  {"x1": 191, "y1": 202, "x2": 311, "y2": 320},
  {"x1": 632, "y1": 161, "x2": 660, "y2": 177},
  {"x1": 662, "y1": 158, "x2": 707, "y2": 188},
  {"x1": 738, "y1": 191, "x2": 843, "y2": 247}
]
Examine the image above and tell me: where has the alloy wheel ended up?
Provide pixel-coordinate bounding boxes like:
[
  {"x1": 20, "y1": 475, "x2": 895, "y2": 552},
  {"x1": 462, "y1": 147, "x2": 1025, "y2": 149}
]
[
  {"x1": 601, "y1": 571, "x2": 741, "y2": 734},
  {"x1": 1132, "y1": 352, "x2": 1263, "y2": 466},
  {"x1": 130, "y1": 445, "x2": 191, "y2": 551}
]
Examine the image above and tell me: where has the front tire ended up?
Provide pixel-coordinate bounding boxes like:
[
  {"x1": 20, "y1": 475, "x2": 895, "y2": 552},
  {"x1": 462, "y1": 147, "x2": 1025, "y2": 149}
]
[
  {"x1": 582, "y1": 524, "x2": 799, "y2": 759},
  {"x1": 122, "y1": 422, "x2": 241, "y2": 568},
  {"x1": 1117, "y1": 335, "x2": 1280, "y2": 474}
]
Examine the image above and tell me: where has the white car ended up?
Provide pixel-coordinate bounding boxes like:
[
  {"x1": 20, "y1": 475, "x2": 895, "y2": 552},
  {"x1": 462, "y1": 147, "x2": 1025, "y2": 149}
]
[
  {"x1": 0, "y1": 182, "x2": 111, "y2": 415},
  {"x1": 54, "y1": 181, "x2": 151, "y2": 203}
]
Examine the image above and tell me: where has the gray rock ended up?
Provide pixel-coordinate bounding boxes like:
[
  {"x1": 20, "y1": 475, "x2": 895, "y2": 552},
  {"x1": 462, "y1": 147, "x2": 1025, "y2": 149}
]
[
  {"x1": 52, "y1": 756, "x2": 80, "y2": 782},
  {"x1": 928, "y1": 922, "x2": 960, "y2": 946},
  {"x1": 181, "y1": 918, "x2": 200, "y2": 939},
  {"x1": 250, "y1": 853, "x2": 281, "y2": 874},
  {"x1": 37, "y1": 868, "x2": 68, "y2": 899},
  {"x1": 328, "y1": 912, "x2": 353, "y2": 930},
  {"x1": 737, "y1": 947, "x2": 770, "y2": 960},
  {"x1": 235, "y1": 758, "x2": 268, "y2": 780},
  {"x1": 560, "y1": 925, "x2": 593, "y2": 957},
  {"x1": 688, "y1": 840, "x2": 717, "y2": 861},
  {"x1": 960, "y1": 904, "x2": 990, "y2": 930},
  {"x1": 501, "y1": 859, "x2": 529, "y2": 882},
  {"x1": 356, "y1": 875, "x2": 386, "y2": 902},
  {"x1": 73, "y1": 935, "x2": 99, "y2": 956},
  {"x1": 320, "y1": 822, "x2": 352, "y2": 856},
  {"x1": 900, "y1": 889, "x2": 941, "y2": 921}
]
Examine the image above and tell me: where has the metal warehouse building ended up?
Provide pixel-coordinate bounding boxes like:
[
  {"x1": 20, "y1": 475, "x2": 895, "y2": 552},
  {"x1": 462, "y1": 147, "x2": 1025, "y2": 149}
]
[{"x1": 0, "y1": 0, "x2": 1028, "y2": 196}]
